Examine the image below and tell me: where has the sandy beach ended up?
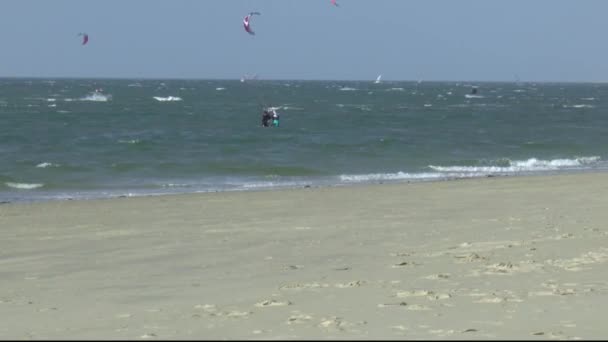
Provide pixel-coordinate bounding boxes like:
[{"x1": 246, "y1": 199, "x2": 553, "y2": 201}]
[{"x1": 1, "y1": 172, "x2": 608, "y2": 339}]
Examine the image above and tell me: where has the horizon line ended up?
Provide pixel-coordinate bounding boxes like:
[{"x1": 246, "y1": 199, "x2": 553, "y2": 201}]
[{"x1": 0, "y1": 76, "x2": 606, "y2": 84}]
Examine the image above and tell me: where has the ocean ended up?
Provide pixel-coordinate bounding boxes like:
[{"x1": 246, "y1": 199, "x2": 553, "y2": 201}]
[{"x1": 1, "y1": 78, "x2": 607, "y2": 203}]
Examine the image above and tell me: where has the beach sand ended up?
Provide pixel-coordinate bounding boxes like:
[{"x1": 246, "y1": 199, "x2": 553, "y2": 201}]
[{"x1": 1, "y1": 172, "x2": 608, "y2": 339}]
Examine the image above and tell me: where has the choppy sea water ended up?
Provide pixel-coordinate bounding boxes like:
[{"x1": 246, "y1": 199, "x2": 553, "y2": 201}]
[{"x1": 1, "y1": 78, "x2": 607, "y2": 202}]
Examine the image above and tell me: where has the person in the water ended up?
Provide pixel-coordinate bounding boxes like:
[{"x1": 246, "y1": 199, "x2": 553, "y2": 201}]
[
  {"x1": 261, "y1": 109, "x2": 272, "y2": 127},
  {"x1": 271, "y1": 109, "x2": 280, "y2": 127}
]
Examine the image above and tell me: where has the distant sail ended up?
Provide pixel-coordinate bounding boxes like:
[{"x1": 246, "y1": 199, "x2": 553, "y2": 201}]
[{"x1": 374, "y1": 75, "x2": 382, "y2": 84}]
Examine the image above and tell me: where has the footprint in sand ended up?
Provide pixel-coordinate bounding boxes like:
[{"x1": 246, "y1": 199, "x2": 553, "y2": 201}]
[
  {"x1": 287, "y1": 312, "x2": 313, "y2": 325},
  {"x1": 255, "y1": 299, "x2": 292, "y2": 307},
  {"x1": 406, "y1": 304, "x2": 432, "y2": 311},
  {"x1": 531, "y1": 331, "x2": 575, "y2": 339},
  {"x1": 429, "y1": 328, "x2": 456, "y2": 337},
  {"x1": 424, "y1": 273, "x2": 450, "y2": 280},
  {"x1": 226, "y1": 310, "x2": 251, "y2": 318},
  {"x1": 318, "y1": 316, "x2": 366, "y2": 332},
  {"x1": 453, "y1": 253, "x2": 487, "y2": 263},
  {"x1": 194, "y1": 304, "x2": 251, "y2": 318},
  {"x1": 546, "y1": 248, "x2": 608, "y2": 272},
  {"x1": 391, "y1": 261, "x2": 421, "y2": 268},
  {"x1": 396, "y1": 290, "x2": 451, "y2": 301},
  {"x1": 378, "y1": 302, "x2": 408, "y2": 308},
  {"x1": 280, "y1": 282, "x2": 330, "y2": 290},
  {"x1": 474, "y1": 291, "x2": 523, "y2": 304},
  {"x1": 333, "y1": 266, "x2": 351, "y2": 271},
  {"x1": 391, "y1": 324, "x2": 409, "y2": 332},
  {"x1": 284, "y1": 265, "x2": 303, "y2": 270},
  {"x1": 481, "y1": 260, "x2": 541, "y2": 276},
  {"x1": 334, "y1": 280, "x2": 365, "y2": 288}
]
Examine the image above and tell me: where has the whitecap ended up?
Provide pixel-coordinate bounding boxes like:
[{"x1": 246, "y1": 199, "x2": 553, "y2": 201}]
[
  {"x1": 117, "y1": 139, "x2": 141, "y2": 144},
  {"x1": 153, "y1": 96, "x2": 182, "y2": 102},
  {"x1": 81, "y1": 93, "x2": 111, "y2": 102},
  {"x1": 340, "y1": 172, "x2": 441, "y2": 182},
  {"x1": 564, "y1": 104, "x2": 595, "y2": 109},
  {"x1": 5, "y1": 182, "x2": 44, "y2": 190},
  {"x1": 429, "y1": 156, "x2": 600, "y2": 173},
  {"x1": 215, "y1": 87, "x2": 226, "y2": 91},
  {"x1": 36, "y1": 162, "x2": 59, "y2": 168}
]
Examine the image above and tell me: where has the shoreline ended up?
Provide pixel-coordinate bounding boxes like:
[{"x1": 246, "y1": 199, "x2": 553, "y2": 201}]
[
  {"x1": 2, "y1": 171, "x2": 608, "y2": 339},
  {"x1": 2, "y1": 168, "x2": 603, "y2": 206}
]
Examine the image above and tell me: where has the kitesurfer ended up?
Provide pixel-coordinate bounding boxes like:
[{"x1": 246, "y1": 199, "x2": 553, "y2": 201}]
[
  {"x1": 262, "y1": 109, "x2": 272, "y2": 127},
  {"x1": 271, "y1": 109, "x2": 280, "y2": 127}
]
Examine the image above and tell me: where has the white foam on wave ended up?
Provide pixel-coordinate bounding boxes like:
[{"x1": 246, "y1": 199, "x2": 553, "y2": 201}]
[
  {"x1": 216, "y1": 87, "x2": 226, "y2": 91},
  {"x1": 340, "y1": 172, "x2": 448, "y2": 183},
  {"x1": 36, "y1": 162, "x2": 59, "y2": 168},
  {"x1": 339, "y1": 87, "x2": 358, "y2": 91},
  {"x1": 429, "y1": 156, "x2": 600, "y2": 173},
  {"x1": 81, "y1": 93, "x2": 111, "y2": 102},
  {"x1": 153, "y1": 96, "x2": 182, "y2": 102},
  {"x1": 386, "y1": 88, "x2": 405, "y2": 92},
  {"x1": 564, "y1": 104, "x2": 595, "y2": 109},
  {"x1": 6, "y1": 182, "x2": 44, "y2": 190},
  {"x1": 465, "y1": 94, "x2": 484, "y2": 99},
  {"x1": 241, "y1": 180, "x2": 311, "y2": 189},
  {"x1": 117, "y1": 139, "x2": 141, "y2": 144},
  {"x1": 280, "y1": 106, "x2": 304, "y2": 111}
]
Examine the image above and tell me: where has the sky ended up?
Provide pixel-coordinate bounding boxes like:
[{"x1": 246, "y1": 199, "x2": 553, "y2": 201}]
[{"x1": 1, "y1": 0, "x2": 607, "y2": 82}]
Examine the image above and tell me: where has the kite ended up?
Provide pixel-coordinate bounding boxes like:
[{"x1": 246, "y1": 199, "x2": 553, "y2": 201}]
[
  {"x1": 243, "y1": 12, "x2": 261, "y2": 35},
  {"x1": 331, "y1": 0, "x2": 339, "y2": 7},
  {"x1": 78, "y1": 32, "x2": 89, "y2": 45}
]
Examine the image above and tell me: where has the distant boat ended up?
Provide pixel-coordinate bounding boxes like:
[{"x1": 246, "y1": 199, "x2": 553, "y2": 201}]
[{"x1": 374, "y1": 75, "x2": 382, "y2": 84}]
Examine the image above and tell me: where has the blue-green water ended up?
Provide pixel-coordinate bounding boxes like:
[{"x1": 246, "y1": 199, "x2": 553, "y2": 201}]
[{"x1": 1, "y1": 78, "x2": 607, "y2": 202}]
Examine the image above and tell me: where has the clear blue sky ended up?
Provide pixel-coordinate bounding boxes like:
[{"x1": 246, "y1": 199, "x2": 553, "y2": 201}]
[{"x1": 1, "y1": 0, "x2": 607, "y2": 82}]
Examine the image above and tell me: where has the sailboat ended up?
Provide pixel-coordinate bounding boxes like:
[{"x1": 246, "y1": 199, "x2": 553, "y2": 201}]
[{"x1": 374, "y1": 75, "x2": 382, "y2": 84}]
